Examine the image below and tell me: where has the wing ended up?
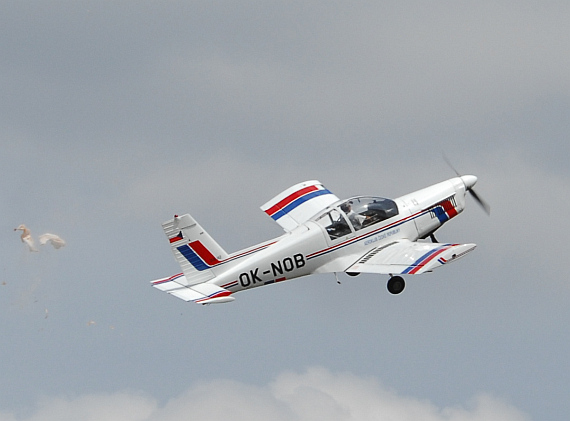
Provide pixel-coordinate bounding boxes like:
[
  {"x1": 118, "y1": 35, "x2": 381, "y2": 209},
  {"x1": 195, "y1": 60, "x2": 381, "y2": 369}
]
[
  {"x1": 261, "y1": 180, "x2": 339, "y2": 232},
  {"x1": 151, "y1": 274, "x2": 234, "y2": 304},
  {"x1": 346, "y1": 240, "x2": 476, "y2": 275},
  {"x1": 39, "y1": 233, "x2": 66, "y2": 249}
]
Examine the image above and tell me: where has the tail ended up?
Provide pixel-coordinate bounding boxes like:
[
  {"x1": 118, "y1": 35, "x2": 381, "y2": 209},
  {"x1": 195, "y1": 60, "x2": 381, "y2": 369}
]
[
  {"x1": 152, "y1": 214, "x2": 235, "y2": 304},
  {"x1": 162, "y1": 214, "x2": 229, "y2": 286}
]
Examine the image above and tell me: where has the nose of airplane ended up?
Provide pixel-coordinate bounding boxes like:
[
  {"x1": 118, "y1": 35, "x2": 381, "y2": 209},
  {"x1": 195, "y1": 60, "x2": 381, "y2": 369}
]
[{"x1": 461, "y1": 175, "x2": 478, "y2": 190}]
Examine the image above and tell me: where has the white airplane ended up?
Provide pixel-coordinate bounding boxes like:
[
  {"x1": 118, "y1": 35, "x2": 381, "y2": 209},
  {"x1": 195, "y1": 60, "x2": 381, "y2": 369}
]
[{"x1": 152, "y1": 175, "x2": 488, "y2": 304}]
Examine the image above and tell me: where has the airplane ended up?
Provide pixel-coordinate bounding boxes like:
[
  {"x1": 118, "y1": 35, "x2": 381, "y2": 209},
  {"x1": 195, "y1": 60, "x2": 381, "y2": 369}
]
[{"x1": 151, "y1": 175, "x2": 488, "y2": 304}]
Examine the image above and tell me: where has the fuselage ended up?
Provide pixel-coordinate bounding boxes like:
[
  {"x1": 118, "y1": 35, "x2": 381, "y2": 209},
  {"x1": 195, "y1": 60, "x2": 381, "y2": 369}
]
[{"x1": 210, "y1": 176, "x2": 470, "y2": 295}]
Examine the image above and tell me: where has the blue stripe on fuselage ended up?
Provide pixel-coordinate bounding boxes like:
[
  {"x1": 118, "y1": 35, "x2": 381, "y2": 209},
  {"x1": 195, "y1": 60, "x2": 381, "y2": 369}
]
[
  {"x1": 433, "y1": 206, "x2": 449, "y2": 223},
  {"x1": 307, "y1": 208, "x2": 437, "y2": 261}
]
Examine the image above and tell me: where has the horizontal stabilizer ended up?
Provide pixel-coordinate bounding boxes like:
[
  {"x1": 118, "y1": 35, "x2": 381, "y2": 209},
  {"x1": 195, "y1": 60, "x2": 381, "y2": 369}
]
[
  {"x1": 346, "y1": 240, "x2": 476, "y2": 275},
  {"x1": 151, "y1": 274, "x2": 234, "y2": 305}
]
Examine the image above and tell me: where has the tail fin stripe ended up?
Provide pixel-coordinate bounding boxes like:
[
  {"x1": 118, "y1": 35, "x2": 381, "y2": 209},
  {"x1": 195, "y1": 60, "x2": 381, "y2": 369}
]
[
  {"x1": 181, "y1": 240, "x2": 277, "y2": 270},
  {"x1": 188, "y1": 240, "x2": 222, "y2": 266},
  {"x1": 177, "y1": 245, "x2": 210, "y2": 271}
]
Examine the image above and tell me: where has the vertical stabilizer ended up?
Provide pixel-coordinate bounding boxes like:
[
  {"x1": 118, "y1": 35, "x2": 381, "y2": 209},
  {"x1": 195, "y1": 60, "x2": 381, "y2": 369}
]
[{"x1": 162, "y1": 214, "x2": 229, "y2": 286}]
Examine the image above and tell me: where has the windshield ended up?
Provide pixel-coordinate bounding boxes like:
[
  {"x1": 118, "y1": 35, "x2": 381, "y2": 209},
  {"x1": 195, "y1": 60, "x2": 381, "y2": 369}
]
[
  {"x1": 315, "y1": 208, "x2": 351, "y2": 239},
  {"x1": 315, "y1": 196, "x2": 400, "y2": 240},
  {"x1": 339, "y1": 196, "x2": 399, "y2": 231}
]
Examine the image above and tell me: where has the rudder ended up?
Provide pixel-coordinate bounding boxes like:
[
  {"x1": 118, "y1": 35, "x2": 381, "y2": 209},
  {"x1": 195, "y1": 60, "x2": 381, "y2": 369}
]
[{"x1": 162, "y1": 214, "x2": 229, "y2": 286}]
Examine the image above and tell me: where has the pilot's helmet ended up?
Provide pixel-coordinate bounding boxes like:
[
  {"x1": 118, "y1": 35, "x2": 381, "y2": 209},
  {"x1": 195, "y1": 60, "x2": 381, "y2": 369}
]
[{"x1": 340, "y1": 202, "x2": 352, "y2": 213}]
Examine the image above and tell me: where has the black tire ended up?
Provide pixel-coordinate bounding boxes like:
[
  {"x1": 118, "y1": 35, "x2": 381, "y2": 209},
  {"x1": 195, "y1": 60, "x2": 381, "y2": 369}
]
[{"x1": 387, "y1": 276, "x2": 405, "y2": 294}]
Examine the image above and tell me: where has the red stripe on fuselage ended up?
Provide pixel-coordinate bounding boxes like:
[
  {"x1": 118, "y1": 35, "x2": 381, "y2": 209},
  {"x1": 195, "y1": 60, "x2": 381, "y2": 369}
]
[
  {"x1": 306, "y1": 209, "x2": 422, "y2": 260},
  {"x1": 441, "y1": 199, "x2": 458, "y2": 218}
]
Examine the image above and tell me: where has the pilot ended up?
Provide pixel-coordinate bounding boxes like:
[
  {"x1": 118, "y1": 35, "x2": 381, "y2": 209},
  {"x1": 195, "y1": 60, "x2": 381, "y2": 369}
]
[{"x1": 341, "y1": 201, "x2": 366, "y2": 230}]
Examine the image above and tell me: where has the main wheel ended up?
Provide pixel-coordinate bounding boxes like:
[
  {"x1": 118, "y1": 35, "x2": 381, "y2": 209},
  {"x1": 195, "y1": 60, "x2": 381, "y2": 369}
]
[{"x1": 387, "y1": 276, "x2": 405, "y2": 294}]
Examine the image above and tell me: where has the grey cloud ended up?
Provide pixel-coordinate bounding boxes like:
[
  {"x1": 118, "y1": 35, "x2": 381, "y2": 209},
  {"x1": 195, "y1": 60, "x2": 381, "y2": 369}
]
[
  {"x1": 4, "y1": 2, "x2": 570, "y2": 160},
  {"x1": 0, "y1": 368, "x2": 531, "y2": 421}
]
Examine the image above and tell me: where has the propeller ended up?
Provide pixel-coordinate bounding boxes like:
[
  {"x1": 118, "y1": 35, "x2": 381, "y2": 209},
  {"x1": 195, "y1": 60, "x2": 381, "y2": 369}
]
[
  {"x1": 443, "y1": 154, "x2": 491, "y2": 215},
  {"x1": 468, "y1": 187, "x2": 491, "y2": 215}
]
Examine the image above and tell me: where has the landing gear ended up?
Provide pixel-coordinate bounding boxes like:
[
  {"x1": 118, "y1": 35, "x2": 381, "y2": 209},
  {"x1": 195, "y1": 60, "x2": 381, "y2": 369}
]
[{"x1": 387, "y1": 276, "x2": 405, "y2": 295}]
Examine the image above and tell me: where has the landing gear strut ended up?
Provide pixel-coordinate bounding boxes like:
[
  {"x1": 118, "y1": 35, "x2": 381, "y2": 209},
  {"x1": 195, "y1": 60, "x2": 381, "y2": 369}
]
[{"x1": 387, "y1": 276, "x2": 405, "y2": 295}]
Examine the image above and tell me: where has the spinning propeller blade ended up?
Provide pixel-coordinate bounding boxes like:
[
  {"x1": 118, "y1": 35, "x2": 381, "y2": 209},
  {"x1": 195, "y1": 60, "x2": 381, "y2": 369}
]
[
  {"x1": 468, "y1": 188, "x2": 491, "y2": 215},
  {"x1": 443, "y1": 154, "x2": 461, "y2": 177},
  {"x1": 443, "y1": 154, "x2": 490, "y2": 215}
]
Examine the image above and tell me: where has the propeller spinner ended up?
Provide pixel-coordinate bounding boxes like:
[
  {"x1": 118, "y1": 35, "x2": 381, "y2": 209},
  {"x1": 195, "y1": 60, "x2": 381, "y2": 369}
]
[{"x1": 445, "y1": 156, "x2": 491, "y2": 215}]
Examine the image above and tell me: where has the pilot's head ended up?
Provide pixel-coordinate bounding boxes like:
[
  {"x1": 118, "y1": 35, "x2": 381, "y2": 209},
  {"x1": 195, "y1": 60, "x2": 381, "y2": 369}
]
[{"x1": 340, "y1": 202, "x2": 352, "y2": 213}]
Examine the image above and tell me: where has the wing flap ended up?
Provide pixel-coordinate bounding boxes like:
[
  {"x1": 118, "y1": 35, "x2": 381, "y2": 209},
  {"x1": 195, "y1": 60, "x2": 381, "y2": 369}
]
[
  {"x1": 151, "y1": 274, "x2": 234, "y2": 304},
  {"x1": 347, "y1": 240, "x2": 476, "y2": 275}
]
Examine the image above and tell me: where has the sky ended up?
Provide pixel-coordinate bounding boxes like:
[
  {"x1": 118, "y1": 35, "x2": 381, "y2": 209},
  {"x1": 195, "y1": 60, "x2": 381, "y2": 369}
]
[{"x1": 1, "y1": 1, "x2": 569, "y2": 420}]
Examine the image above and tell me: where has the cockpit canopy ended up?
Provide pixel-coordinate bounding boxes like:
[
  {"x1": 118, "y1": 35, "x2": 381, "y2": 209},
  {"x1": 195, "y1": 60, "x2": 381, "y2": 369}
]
[{"x1": 314, "y1": 196, "x2": 399, "y2": 240}]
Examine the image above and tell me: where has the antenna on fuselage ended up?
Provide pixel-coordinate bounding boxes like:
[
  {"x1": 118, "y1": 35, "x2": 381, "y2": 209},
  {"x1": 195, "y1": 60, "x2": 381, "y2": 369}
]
[{"x1": 334, "y1": 272, "x2": 341, "y2": 284}]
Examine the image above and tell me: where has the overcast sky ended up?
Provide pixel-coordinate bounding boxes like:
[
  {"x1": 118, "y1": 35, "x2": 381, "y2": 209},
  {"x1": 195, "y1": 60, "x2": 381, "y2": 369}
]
[{"x1": 1, "y1": 1, "x2": 569, "y2": 420}]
